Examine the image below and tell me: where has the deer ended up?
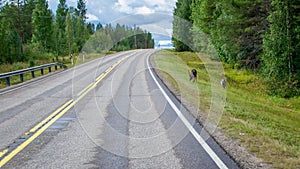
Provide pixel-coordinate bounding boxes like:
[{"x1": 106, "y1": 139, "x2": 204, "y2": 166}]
[{"x1": 189, "y1": 69, "x2": 197, "y2": 82}]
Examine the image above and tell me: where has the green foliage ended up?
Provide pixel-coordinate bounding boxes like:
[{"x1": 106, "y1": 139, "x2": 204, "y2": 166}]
[
  {"x1": 86, "y1": 23, "x2": 95, "y2": 35},
  {"x1": 0, "y1": 3, "x2": 23, "y2": 63},
  {"x1": 84, "y1": 24, "x2": 154, "y2": 53},
  {"x1": 32, "y1": 0, "x2": 55, "y2": 53},
  {"x1": 77, "y1": 0, "x2": 87, "y2": 21},
  {"x1": 22, "y1": 0, "x2": 35, "y2": 44},
  {"x1": 264, "y1": 77, "x2": 300, "y2": 98},
  {"x1": 55, "y1": 0, "x2": 68, "y2": 57},
  {"x1": 0, "y1": 0, "x2": 155, "y2": 70},
  {"x1": 174, "y1": 0, "x2": 300, "y2": 97},
  {"x1": 0, "y1": 0, "x2": 90, "y2": 63},
  {"x1": 262, "y1": 0, "x2": 300, "y2": 97},
  {"x1": 172, "y1": 0, "x2": 193, "y2": 52},
  {"x1": 65, "y1": 7, "x2": 89, "y2": 56},
  {"x1": 191, "y1": 0, "x2": 268, "y2": 69},
  {"x1": 29, "y1": 59, "x2": 35, "y2": 67}
]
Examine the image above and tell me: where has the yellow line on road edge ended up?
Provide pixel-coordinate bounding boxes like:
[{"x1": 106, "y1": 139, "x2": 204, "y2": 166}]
[{"x1": 0, "y1": 54, "x2": 131, "y2": 168}]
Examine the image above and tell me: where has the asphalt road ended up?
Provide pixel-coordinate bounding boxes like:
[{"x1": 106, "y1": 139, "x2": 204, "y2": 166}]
[{"x1": 0, "y1": 49, "x2": 239, "y2": 169}]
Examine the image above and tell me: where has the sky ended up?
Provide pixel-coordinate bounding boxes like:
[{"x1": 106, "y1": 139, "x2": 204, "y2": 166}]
[{"x1": 48, "y1": 0, "x2": 177, "y2": 45}]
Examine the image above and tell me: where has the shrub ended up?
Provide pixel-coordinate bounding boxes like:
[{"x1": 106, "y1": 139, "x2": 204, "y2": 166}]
[{"x1": 265, "y1": 78, "x2": 300, "y2": 98}]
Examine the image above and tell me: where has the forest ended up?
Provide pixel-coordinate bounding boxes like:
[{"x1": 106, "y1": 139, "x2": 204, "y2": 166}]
[
  {"x1": 173, "y1": 0, "x2": 300, "y2": 97},
  {"x1": 0, "y1": 0, "x2": 154, "y2": 65}
]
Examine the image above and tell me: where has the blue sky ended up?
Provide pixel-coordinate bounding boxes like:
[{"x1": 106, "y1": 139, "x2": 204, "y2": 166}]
[{"x1": 48, "y1": 0, "x2": 177, "y2": 43}]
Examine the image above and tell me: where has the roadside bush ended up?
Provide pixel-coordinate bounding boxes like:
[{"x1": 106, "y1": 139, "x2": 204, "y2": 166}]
[
  {"x1": 24, "y1": 44, "x2": 54, "y2": 61},
  {"x1": 264, "y1": 78, "x2": 300, "y2": 98},
  {"x1": 29, "y1": 59, "x2": 35, "y2": 67}
]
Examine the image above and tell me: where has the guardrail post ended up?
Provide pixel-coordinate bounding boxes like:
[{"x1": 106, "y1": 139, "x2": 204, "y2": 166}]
[
  {"x1": 41, "y1": 69, "x2": 44, "y2": 75},
  {"x1": 20, "y1": 74, "x2": 24, "y2": 82},
  {"x1": 31, "y1": 71, "x2": 35, "y2": 78},
  {"x1": 48, "y1": 67, "x2": 52, "y2": 73},
  {"x1": 6, "y1": 77, "x2": 10, "y2": 86}
]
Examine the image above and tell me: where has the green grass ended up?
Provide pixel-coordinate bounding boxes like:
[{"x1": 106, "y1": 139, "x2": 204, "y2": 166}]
[{"x1": 152, "y1": 50, "x2": 300, "y2": 169}]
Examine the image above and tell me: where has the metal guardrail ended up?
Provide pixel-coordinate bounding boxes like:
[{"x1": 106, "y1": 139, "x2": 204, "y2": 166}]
[{"x1": 0, "y1": 62, "x2": 67, "y2": 86}]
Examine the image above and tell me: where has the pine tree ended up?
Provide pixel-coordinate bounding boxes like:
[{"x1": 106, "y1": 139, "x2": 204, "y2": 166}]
[
  {"x1": 96, "y1": 22, "x2": 103, "y2": 31},
  {"x1": 55, "y1": 0, "x2": 68, "y2": 58},
  {"x1": 77, "y1": 0, "x2": 87, "y2": 22},
  {"x1": 75, "y1": 16, "x2": 87, "y2": 53},
  {"x1": 22, "y1": 0, "x2": 35, "y2": 44},
  {"x1": 15, "y1": 0, "x2": 25, "y2": 61},
  {"x1": 32, "y1": 0, "x2": 54, "y2": 53},
  {"x1": 191, "y1": 0, "x2": 269, "y2": 68},
  {"x1": 86, "y1": 22, "x2": 95, "y2": 35},
  {"x1": 173, "y1": 0, "x2": 193, "y2": 52},
  {"x1": 0, "y1": 3, "x2": 23, "y2": 63},
  {"x1": 262, "y1": 0, "x2": 300, "y2": 97},
  {"x1": 65, "y1": 11, "x2": 72, "y2": 57}
]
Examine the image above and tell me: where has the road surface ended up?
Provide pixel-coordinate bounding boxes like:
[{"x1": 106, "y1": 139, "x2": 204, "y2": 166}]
[{"x1": 0, "y1": 50, "x2": 239, "y2": 169}]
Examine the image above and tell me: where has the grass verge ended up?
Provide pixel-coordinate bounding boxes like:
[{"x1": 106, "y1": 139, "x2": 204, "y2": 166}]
[{"x1": 152, "y1": 50, "x2": 300, "y2": 169}]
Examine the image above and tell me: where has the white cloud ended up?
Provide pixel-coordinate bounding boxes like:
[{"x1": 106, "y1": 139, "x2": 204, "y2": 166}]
[
  {"x1": 113, "y1": 0, "x2": 176, "y2": 15},
  {"x1": 50, "y1": 1, "x2": 177, "y2": 42},
  {"x1": 86, "y1": 13, "x2": 99, "y2": 22},
  {"x1": 158, "y1": 40, "x2": 172, "y2": 45},
  {"x1": 143, "y1": 0, "x2": 164, "y2": 6},
  {"x1": 114, "y1": 0, "x2": 135, "y2": 14},
  {"x1": 49, "y1": 0, "x2": 177, "y2": 24},
  {"x1": 139, "y1": 23, "x2": 172, "y2": 38},
  {"x1": 165, "y1": 29, "x2": 173, "y2": 37},
  {"x1": 143, "y1": 0, "x2": 174, "y2": 12},
  {"x1": 135, "y1": 6, "x2": 154, "y2": 14}
]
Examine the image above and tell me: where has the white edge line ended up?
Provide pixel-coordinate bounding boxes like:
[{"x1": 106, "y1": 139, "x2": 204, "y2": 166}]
[{"x1": 146, "y1": 54, "x2": 228, "y2": 169}]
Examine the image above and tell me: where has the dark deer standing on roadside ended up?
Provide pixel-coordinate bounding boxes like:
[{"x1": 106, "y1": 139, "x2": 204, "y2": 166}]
[{"x1": 189, "y1": 69, "x2": 197, "y2": 82}]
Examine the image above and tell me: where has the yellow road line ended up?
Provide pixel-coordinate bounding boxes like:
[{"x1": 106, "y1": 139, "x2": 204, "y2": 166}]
[
  {"x1": 74, "y1": 83, "x2": 97, "y2": 104},
  {"x1": 0, "y1": 101, "x2": 76, "y2": 168},
  {"x1": 95, "y1": 77, "x2": 105, "y2": 85},
  {"x1": 29, "y1": 100, "x2": 73, "y2": 133},
  {"x1": 77, "y1": 83, "x2": 95, "y2": 97},
  {"x1": 0, "y1": 100, "x2": 71, "y2": 162},
  {"x1": 0, "y1": 149, "x2": 8, "y2": 158},
  {"x1": 105, "y1": 67, "x2": 113, "y2": 73},
  {"x1": 95, "y1": 73, "x2": 105, "y2": 82},
  {"x1": 0, "y1": 54, "x2": 131, "y2": 168}
]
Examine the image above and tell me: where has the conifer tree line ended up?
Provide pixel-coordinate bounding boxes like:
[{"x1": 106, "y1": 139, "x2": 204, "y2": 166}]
[
  {"x1": 173, "y1": 0, "x2": 300, "y2": 97},
  {"x1": 84, "y1": 24, "x2": 155, "y2": 53},
  {"x1": 0, "y1": 0, "x2": 154, "y2": 65}
]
